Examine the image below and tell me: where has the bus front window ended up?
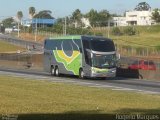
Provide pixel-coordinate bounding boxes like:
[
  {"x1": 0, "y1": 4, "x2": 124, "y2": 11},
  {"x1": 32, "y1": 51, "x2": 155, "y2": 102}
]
[{"x1": 92, "y1": 54, "x2": 116, "y2": 69}]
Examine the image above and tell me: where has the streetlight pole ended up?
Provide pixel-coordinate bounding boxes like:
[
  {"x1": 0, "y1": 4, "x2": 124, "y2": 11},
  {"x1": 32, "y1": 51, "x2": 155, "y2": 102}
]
[
  {"x1": 107, "y1": 19, "x2": 110, "y2": 38},
  {"x1": 18, "y1": 22, "x2": 20, "y2": 37},
  {"x1": 64, "y1": 17, "x2": 67, "y2": 35},
  {"x1": 35, "y1": 18, "x2": 37, "y2": 41}
]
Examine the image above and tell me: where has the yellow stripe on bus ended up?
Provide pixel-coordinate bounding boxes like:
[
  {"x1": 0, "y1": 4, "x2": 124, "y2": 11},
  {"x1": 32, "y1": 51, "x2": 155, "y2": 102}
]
[{"x1": 56, "y1": 50, "x2": 80, "y2": 64}]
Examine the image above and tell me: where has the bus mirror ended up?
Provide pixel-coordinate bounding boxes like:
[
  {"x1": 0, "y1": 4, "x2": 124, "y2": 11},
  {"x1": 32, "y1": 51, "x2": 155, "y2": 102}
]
[
  {"x1": 91, "y1": 53, "x2": 93, "y2": 58},
  {"x1": 79, "y1": 48, "x2": 82, "y2": 53}
]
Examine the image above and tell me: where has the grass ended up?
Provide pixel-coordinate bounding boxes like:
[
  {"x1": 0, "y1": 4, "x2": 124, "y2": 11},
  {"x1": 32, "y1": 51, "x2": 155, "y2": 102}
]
[
  {"x1": 92, "y1": 25, "x2": 160, "y2": 49},
  {"x1": 112, "y1": 32, "x2": 160, "y2": 48},
  {"x1": 0, "y1": 75, "x2": 160, "y2": 119},
  {"x1": 0, "y1": 40, "x2": 25, "y2": 53}
]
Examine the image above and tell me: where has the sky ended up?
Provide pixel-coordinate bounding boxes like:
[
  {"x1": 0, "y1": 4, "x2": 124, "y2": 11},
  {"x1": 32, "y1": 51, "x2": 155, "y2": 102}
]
[{"x1": 0, "y1": 0, "x2": 160, "y2": 19}]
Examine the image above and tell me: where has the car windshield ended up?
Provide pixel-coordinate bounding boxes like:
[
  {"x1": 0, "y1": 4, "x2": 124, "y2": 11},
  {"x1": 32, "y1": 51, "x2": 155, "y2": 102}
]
[{"x1": 92, "y1": 54, "x2": 116, "y2": 69}]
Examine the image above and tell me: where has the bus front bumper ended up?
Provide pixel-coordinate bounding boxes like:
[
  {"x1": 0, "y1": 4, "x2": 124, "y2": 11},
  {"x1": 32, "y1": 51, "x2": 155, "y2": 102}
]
[{"x1": 91, "y1": 68, "x2": 116, "y2": 78}]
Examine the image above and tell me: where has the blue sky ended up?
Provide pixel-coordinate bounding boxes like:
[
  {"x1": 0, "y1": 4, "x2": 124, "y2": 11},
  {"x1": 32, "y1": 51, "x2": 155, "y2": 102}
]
[{"x1": 0, "y1": 0, "x2": 160, "y2": 19}]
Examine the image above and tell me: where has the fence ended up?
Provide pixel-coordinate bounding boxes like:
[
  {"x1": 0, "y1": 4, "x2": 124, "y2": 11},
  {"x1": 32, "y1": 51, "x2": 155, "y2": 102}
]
[
  {"x1": 118, "y1": 56, "x2": 160, "y2": 80},
  {"x1": 116, "y1": 44, "x2": 160, "y2": 57}
]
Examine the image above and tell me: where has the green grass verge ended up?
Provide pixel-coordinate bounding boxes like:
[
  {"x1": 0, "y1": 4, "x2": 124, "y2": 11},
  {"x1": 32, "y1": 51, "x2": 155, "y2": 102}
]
[
  {"x1": 0, "y1": 75, "x2": 160, "y2": 120},
  {"x1": 92, "y1": 25, "x2": 160, "y2": 49},
  {"x1": 0, "y1": 40, "x2": 25, "y2": 53}
]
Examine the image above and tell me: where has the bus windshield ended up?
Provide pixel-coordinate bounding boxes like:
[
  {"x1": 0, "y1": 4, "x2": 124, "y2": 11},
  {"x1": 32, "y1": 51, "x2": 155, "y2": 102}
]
[
  {"x1": 90, "y1": 39, "x2": 115, "y2": 52},
  {"x1": 92, "y1": 54, "x2": 116, "y2": 69}
]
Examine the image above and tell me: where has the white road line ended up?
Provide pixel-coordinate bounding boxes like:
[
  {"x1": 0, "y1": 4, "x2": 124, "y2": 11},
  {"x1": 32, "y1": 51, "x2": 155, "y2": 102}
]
[{"x1": 0, "y1": 71, "x2": 159, "y2": 95}]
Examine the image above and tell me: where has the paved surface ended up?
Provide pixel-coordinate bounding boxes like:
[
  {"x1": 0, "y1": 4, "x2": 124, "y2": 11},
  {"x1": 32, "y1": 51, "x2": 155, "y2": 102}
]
[
  {"x1": 0, "y1": 68, "x2": 159, "y2": 95},
  {"x1": 0, "y1": 34, "x2": 160, "y2": 94}
]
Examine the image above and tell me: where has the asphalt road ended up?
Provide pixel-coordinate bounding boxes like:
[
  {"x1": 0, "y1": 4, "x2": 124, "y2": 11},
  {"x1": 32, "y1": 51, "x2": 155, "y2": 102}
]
[
  {"x1": 0, "y1": 68, "x2": 159, "y2": 95},
  {"x1": 0, "y1": 34, "x2": 160, "y2": 94}
]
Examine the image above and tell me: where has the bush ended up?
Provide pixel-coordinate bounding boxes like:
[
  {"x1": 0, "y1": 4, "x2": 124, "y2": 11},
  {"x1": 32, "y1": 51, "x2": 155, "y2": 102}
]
[
  {"x1": 124, "y1": 26, "x2": 136, "y2": 36},
  {"x1": 112, "y1": 27, "x2": 121, "y2": 36},
  {"x1": 156, "y1": 45, "x2": 160, "y2": 51}
]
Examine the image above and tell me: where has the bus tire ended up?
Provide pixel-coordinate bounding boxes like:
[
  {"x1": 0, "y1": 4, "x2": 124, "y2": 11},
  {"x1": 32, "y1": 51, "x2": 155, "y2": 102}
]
[
  {"x1": 55, "y1": 66, "x2": 60, "y2": 76},
  {"x1": 79, "y1": 69, "x2": 84, "y2": 79},
  {"x1": 51, "y1": 67, "x2": 54, "y2": 76}
]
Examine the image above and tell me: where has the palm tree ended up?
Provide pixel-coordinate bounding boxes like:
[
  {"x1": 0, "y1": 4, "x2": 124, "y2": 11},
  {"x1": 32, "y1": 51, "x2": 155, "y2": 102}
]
[
  {"x1": 17, "y1": 11, "x2": 23, "y2": 21},
  {"x1": 17, "y1": 11, "x2": 23, "y2": 37},
  {"x1": 29, "y1": 7, "x2": 36, "y2": 18}
]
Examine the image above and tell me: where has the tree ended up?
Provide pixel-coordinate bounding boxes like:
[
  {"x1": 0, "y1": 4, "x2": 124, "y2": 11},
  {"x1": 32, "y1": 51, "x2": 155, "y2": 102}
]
[
  {"x1": 0, "y1": 24, "x2": 5, "y2": 33},
  {"x1": 17, "y1": 11, "x2": 23, "y2": 37},
  {"x1": 98, "y1": 10, "x2": 110, "y2": 26},
  {"x1": 17, "y1": 11, "x2": 23, "y2": 22},
  {"x1": 17, "y1": 11, "x2": 23, "y2": 20},
  {"x1": 124, "y1": 26, "x2": 136, "y2": 36},
  {"x1": 34, "y1": 10, "x2": 54, "y2": 19},
  {"x1": 71, "y1": 9, "x2": 82, "y2": 28},
  {"x1": 86, "y1": 9, "x2": 111, "y2": 27},
  {"x1": 134, "y1": 2, "x2": 151, "y2": 11},
  {"x1": 152, "y1": 8, "x2": 160, "y2": 23},
  {"x1": 86, "y1": 9, "x2": 99, "y2": 27},
  {"x1": 2, "y1": 17, "x2": 14, "y2": 27},
  {"x1": 29, "y1": 7, "x2": 36, "y2": 18}
]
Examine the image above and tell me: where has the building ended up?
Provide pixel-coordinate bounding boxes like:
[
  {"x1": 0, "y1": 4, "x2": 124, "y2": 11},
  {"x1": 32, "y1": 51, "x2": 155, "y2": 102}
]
[
  {"x1": 22, "y1": 18, "x2": 57, "y2": 27},
  {"x1": 113, "y1": 10, "x2": 155, "y2": 26},
  {"x1": 81, "y1": 18, "x2": 91, "y2": 28}
]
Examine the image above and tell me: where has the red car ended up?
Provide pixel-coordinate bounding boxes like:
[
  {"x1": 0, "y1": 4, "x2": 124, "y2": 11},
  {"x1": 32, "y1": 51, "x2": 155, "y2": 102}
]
[{"x1": 128, "y1": 60, "x2": 156, "y2": 70}]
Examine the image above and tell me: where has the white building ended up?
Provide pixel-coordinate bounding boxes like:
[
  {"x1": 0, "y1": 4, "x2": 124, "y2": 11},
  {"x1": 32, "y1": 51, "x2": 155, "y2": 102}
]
[
  {"x1": 113, "y1": 17, "x2": 127, "y2": 26},
  {"x1": 81, "y1": 18, "x2": 91, "y2": 28},
  {"x1": 113, "y1": 10, "x2": 155, "y2": 26}
]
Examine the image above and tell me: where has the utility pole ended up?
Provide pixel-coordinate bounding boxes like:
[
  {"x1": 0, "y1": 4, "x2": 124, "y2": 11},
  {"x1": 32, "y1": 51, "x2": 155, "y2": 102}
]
[
  {"x1": 64, "y1": 17, "x2": 66, "y2": 35},
  {"x1": 18, "y1": 22, "x2": 20, "y2": 37},
  {"x1": 107, "y1": 19, "x2": 110, "y2": 38},
  {"x1": 35, "y1": 19, "x2": 37, "y2": 41}
]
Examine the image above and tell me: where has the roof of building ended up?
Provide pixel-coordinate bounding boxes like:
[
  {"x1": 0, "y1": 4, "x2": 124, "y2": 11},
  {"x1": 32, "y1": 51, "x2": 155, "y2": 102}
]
[{"x1": 32, "y1": 18, "x2": 56, "y2": 24}]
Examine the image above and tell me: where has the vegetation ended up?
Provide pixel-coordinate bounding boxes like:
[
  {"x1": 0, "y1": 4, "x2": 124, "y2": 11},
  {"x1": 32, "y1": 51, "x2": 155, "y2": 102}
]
[
  {"x1": 1, "y1": 17, "x2": 14, "y2": 27},
  {"x1": 85, "y1": 9, "x2": 110, "y2": 27},
  {"x1": 29, "y1": 7, "x2": 36, "y2": 18},
  {"x1": 152, "y1": 8, "x2": 160, "y2": 23},
  {"x1": 123, "y1": 26, "x2": 136, "y2": 36},
  {"x1": 0, "y1": 75, "x2": 159, "y2": 118},
  {"x1": 34, "y1": 10, "x2": 54, "y2": 19},
  {"x1": 0, "y1": 40, "x2": 25, "y2": 52},
  {"x1": 112, "y1": 27, "x2": 121, "y2": 36},
  {"x1": 92, "y1": 25, "x2": 160, "y2": 48},
  {"x1": 71, "y1": 9, "x2": 83, "y2": 28},
  {"x1": 0, "y1": 25, "x2": 5, "y2": 33},
  {"x1": 134, "y1": 2, "x2": 151, "y2": 11},
  {"x1": 17, "y1": 11, "x2": 23, "y2": 21}
]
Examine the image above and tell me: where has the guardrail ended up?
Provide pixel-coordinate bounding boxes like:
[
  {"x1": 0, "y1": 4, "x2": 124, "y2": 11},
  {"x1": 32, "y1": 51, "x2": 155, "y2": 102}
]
[
  {"x1": 118, "y1": 56, "x2": 160, "y2": 80},
  {"x1": 0, "y1": 34, "x2": 43, "y2": 51}
]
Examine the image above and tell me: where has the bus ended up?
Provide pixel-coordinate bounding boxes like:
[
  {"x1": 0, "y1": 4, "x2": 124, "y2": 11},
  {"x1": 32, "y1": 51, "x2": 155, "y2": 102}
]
[{"x1": 44, "y1": 35, "x2": 119, "y2": 79}]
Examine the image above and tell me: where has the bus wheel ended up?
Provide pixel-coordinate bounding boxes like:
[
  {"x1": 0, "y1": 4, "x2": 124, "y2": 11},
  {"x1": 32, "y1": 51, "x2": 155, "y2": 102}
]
[
  {"x1": 55, "y1": 67, "x2": 60, "y2": 76},
  {"x1": 79, "y1": 69, "x2": 84, "y2": 79},
  {"x1": 51, "y1": 67, "x2": 54, "y2": 76}
]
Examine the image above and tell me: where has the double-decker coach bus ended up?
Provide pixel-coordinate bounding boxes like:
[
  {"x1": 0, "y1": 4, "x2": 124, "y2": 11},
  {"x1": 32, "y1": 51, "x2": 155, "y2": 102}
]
[{"x1": 44, "y1": 35, "x2": 119, "y2": 79}]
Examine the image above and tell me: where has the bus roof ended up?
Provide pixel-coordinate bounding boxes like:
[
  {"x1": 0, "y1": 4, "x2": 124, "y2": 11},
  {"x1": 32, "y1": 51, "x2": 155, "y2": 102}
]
[
  {"x1": 48, "y1": 35, "x2": 111, "y2": 41},
  {"x1": 49, "y1": 35, "x2": 81, "y2": 40}
]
